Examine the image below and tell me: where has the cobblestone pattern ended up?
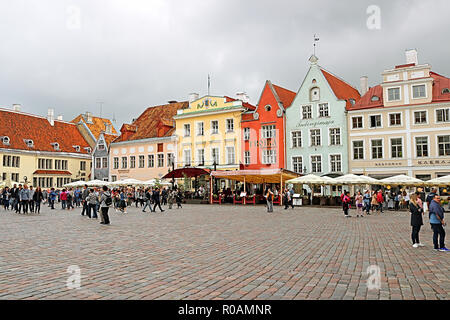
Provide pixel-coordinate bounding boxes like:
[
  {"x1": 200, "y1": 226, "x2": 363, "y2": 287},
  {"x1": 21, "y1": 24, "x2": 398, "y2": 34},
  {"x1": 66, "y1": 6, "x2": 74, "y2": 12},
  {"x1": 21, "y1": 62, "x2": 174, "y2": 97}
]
[{"x1": 0, "y1": 204, "x2": 448, "y2": 300}]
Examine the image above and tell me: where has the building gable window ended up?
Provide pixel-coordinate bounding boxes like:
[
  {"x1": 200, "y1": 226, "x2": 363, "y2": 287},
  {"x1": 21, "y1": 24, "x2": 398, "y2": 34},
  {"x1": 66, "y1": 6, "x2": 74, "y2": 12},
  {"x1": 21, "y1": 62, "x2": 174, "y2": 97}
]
[
  {"x1": 318, "y1": 103, "x2": 329, "y2": 117},
  {"x1": 310, "y1": 87, "x2": 320, "y2": 102},
  {"x1": 302, "y1": 105, "x2": 312, "y2": 119},
  {"x1": 291, "y1": 131, "x2": 302, "y2": 148}
]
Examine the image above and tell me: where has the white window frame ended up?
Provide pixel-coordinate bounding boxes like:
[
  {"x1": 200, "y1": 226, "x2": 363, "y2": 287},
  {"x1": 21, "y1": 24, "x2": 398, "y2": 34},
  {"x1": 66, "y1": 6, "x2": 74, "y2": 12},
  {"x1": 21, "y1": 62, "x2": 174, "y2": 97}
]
[
  {"x1": 244, "y1": 151, "x2": 251, "y2": 165},
  {"x1": 138, "y1": 155, "x2": 145, "y2": 168},
  {"x1": 352, "y1": 140, "x2": 365, "y2": 160},
  {"x1": 351, "y1": 115, "x2": 364, "y2": 129},
  {"x1": 102, "y1": 157, "x2": 108, "y2": 169},
  {"x1": 329, "y1": 128, "x2": 341, "y2": 146},
  {"x1": 370, "y1": 138, "x2": 384, "y2": 160},
  {"x1": 262, "y1": 125, "x2": 276, "y2": 139},
  {"x1": 413, "y1": 110, "x2": 428, "y2": 125},
  {"x1": 291, "y1": 156, "x2": 303, "y2": 174},
  {"x1": 369, "y1": 114, "x2": 383, "y2": 129},
  {"x1": 318, "y1": 103, "x2": 329, "y2": 118},
  {"x1": 435, "y1": 108, "x2": 450, "y2": 124},
  {"x1": 309, "y1": 128, "x2": 321, "y2": 147},
  {"x1": 113, "y1": 157, "x2": 119, "y2": 169},
  {"x1": 211, "y1": 120, "x2": 219, "y2": 135},
  {"x1": 411, "y1": 84, "x2": 427, "y2": 100},
  {"x1": 226, "y1": 119, "x2": 234, "y2": 132},
  {"x1": 226, "y1": 146, "x2": 235, "y2": 164},
  {"x1": 184, "y1": 123, "x2": 191, "y2": 137},
  {"x1": 291, "y1": 130, "x2": 302, "y2": 148},
  {"x1": 414, "y1": 135, "x2": 429, "y2": 158},
  {"x1": 388, "y1": 112, "x2": 402, "y2": 127},
  {"x1": 183, "y1": 149, "x2": 191, "y2": 166},
  {"x1": 302, "y1": 105, "x2": 312, "y2": 119},
  {"x1": 243, "y1": 127, "x2": 250, "y2": 141},
  {"x1": 387, "y1": 86, "x2": 401, "y2": 102},
  {"x1": 196, "y1": 121, "x2": 204, "y2": 136},
  {"x1": 329, "y1": 153, "x2": 342, "y2": 173},
  {"x1": 437, "y1": 135, "x2": 450, "y2": 157},
  {"x1": 148, "y1": 154, "x2": 155, "y2": 168},
  {"x1": 389, "y1": 136, "x2": 404, "y2": 159},
  {"x1": 196, "y1": 148, "x2": 205, "y2": 166},
  {"x1": 211, "y1": 147, "x2": 220, "y2": 165},
  {"x1": 262, "y1": 149, "x2": 276, "y2": 165},
  {"x1": 310, "y1": 154, "x2": 322, "y2": 173}
]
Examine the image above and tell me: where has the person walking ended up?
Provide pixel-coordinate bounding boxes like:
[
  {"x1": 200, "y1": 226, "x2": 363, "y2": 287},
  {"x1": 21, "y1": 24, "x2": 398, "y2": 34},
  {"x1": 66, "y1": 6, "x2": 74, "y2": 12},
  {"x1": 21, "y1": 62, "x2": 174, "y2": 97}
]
[
  {"x1": 19, "y1": 185, "x2": 31, "y2": 214},
  {"x1": 119, "y1": 189, "x2": 127, "y2": 213},
  {"x1": 376, "y1": 190, "x2": 384, "y2": 213},
  {"x1": 363, "y1": 190, "x2": 371, "y2": 215},
  {"x1": 60, "y1": 189, "x2": 68, "y2": 210},
  {"x1": 28, "y1": 186, "x2": 35, "y2": 213},
  {"x1": 176, "y1": 189, "x2": 183, "y2": 209},
  {"x1": 342, "y1": 191, "x2": 351, "y2": 218},
  {"x1": 86, "y1": 189, "x2": 98, "y2": 219},
  {"x1": 429, "y1": 194, "x2": 448, "y2": 252},
  {"x1": 168, "y1": 189, "x2": 175, "y2": 210},
  {"x1": 152, "y1": 188, "x2": 165, "y2": 213},
  {"x1": 33, "y1": 187, "x2": 44, "y2": 214},
  {"x1": 265, "y1": 187, "x2": 274, "y2": 213},
  {"x1": 49, "y1": 188, "x2": 57, "y2": 210},
  {"x1": 393, "y1": 192, "x2": 400, "y2": 211},
  {"x1": 2, "y1": 187, "x2": 10, "y2": 210},
  {"x1": 355, "y1": 191, "x2": 364, "y2": 217},
  {"x1": 99, "y1": 186, "x2": 111, "y2": 225},
  {"x1": 81, "y1": 185, "x2": 89, "y2": 216},
  {"x1": 142, "y1": 188, "x2": 152, "y2": 212},
  {"x1": 283, "y1": 188, "x2": 291, "y2": 210},
  {"x1": 409, "y1": 193, "x2": 424, "y2": 248}
]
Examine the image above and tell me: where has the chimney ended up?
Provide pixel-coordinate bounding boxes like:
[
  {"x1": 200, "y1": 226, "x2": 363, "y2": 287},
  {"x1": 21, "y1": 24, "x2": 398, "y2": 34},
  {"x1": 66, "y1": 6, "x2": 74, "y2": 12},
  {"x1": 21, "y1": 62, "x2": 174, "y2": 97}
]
[
  {"x1": 12, "y1": 104, "x2": 21, "y2": 111},
  {"x1": 189, "y1": 93, "x2": 199, "y2": 102},
  {"x1": 47, "y1": 108, "x2": 55, "y2": 126},
  {"x1": 236, "y1": 92, "x2": 249, "y2": 103},
  {"x1": 85, "y1": 111, "x2": 93, "y2": 123},
  {"x1": 360, "y1": 76, "x2": 369, "y2": 96},
  {"x1": 405, "y1": 49, "x2": 418, "y2": 65},
  {"x1": 57, "y1": 115, "x2": 63, "y2": 121}
]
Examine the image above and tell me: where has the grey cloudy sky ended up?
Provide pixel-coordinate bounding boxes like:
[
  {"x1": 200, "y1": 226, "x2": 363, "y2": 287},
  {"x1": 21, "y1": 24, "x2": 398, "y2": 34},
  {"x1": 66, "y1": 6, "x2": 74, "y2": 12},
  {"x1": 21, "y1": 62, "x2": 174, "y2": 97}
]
[{"x1": 0, "y1": 0, "x2": 449, "y2": 130}]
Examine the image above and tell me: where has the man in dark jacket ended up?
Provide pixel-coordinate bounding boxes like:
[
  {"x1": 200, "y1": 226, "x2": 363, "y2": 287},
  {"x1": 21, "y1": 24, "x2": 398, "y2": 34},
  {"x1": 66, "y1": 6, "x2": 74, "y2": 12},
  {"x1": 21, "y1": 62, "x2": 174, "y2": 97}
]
[
  {"x1": 152, "y1": 188, "x2": 164, "y2": 213},
  {"x1": 429, "y1": 194, "x2": 448, "y2": 252},
  {"x1": 81, "y1": 185, "x2": 89, "y2": 216}
]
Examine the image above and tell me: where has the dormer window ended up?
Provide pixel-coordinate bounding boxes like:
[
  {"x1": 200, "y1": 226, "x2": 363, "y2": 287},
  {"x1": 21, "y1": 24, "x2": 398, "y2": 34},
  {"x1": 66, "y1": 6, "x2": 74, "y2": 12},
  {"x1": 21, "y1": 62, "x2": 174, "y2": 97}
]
[
  {"x1": 349, "y1": 99, "x2": 356, "y2": 106},
  {"x1": 264, "y1": 105, "x2": 272, "y2": 112},
  {"x1": 51, "y1": 142, "x2": 60, "y2": 151},
  {"x1": 442, "y1": 88, "x2": 450, "y2": 94},
  {"x1": 371, "y1": 96, "x2": 380, "y2": 102},
  {"x1": 98, "y1": 142, "x2": 105, "y2": 151},
  {"x1": 24, "y1": 139, "x2": 34, "y2": 148},
  {"x1": 84, "y1": 147, "x2": 92, "y2": 153},
  {"x1": 73, "y1": 145, "x2": 81, "y2": 152},
  {"x1": 310, "y1": 87, "x2": 320, "y2": 102},
  {"x1": 2, "y1": 136, "x2": 10, "y2": 145}
]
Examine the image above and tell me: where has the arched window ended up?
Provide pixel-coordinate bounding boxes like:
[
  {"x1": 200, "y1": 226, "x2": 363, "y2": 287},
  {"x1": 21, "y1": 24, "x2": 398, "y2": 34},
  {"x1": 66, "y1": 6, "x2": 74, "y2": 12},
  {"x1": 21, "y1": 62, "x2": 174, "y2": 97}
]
[
  {"x1": 2, "y1": 136, "x2": 10, "y2": 145},
  {"x1": 442, "y1": 88, "x2": 450, "y2": 94},
  {"x1": 310, "y1": 87, "x2": 320, "y2": 102},
  {"x1": 264, "y1": 105, "x2": 272, "y2": 112},
  {"x1": 25, "y1": 139, "x2": 34, "y2": 148},
  {"x1": 371, "y1": 95, "x2": 380, "y2": 102}
]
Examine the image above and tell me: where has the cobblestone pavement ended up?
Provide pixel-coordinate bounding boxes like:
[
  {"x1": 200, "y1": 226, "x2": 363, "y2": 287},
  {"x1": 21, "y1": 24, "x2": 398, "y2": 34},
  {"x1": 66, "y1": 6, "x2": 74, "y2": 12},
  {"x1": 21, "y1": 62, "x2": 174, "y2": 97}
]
[{"x1": 0, "y1": 203, "x2": 449, "y2": 300}]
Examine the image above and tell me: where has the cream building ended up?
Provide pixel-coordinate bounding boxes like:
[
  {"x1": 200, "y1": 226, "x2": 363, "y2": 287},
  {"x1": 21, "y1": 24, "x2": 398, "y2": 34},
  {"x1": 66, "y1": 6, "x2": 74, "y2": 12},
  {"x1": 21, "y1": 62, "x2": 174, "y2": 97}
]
[
  {"x1": 347, "y1": 50, "x2": 450, "y2": 180},
  {"x1": 0, "y1": 106, "x2": 92, "y2": 188}
]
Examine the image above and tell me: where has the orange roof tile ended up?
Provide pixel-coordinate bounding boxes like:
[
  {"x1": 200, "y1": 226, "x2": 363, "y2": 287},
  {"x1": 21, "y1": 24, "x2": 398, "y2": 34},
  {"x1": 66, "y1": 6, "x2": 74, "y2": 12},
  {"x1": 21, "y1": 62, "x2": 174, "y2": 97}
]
[
  {"x1": 0, "y1": 109, "x2": 91, "y2": 154},
  {"x1": 272, "y1": 83, "x2": 296, "y2": 108},
  {"x1": 113, "y1": 101, "x2": 189, "y2": 143},
  {"x1": 71, "y1": 114, "x2": 118, "y2": 140},
  {"x1": 321, "y1": 68, "x2": 361, "y2": 108}
]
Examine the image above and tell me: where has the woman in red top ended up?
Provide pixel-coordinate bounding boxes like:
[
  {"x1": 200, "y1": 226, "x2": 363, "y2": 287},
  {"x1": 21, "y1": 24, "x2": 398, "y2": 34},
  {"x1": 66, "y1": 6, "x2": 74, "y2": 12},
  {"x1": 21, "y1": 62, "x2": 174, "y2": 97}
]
[
  {"x1": 60, "y1": 189, "x2": 68, "y2": 210},
  {"x1": 342, "y1": 191, "x2": 351, "y2": 218}
]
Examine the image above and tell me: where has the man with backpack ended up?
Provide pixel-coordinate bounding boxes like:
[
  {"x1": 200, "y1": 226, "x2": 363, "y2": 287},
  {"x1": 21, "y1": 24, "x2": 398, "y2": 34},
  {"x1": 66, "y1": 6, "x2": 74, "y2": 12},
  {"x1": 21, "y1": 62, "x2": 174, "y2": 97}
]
[{"x1": 99, "y1": 186, "x2": 111, "y2": 225}]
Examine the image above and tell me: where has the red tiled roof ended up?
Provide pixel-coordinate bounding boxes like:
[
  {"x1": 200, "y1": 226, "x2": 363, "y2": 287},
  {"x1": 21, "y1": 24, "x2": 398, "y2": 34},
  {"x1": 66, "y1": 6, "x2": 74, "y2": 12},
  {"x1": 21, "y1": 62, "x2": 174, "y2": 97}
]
[
  {"x1": 224, "y1": 96, "x2": 256, "y2": 111},
  {"x1": 33, "y1": 170, "x2": 72, "y2": 175},
  {"x1": 349, "y1": 71, "x2": 450, "y2": 111},
  {"x1": 102, "y1": 133, "x2": 117, "y2": 147},
  {"x1": 395, "y1": 63, "x2": 416, "y2": 69},
  {"x1": 272, "y1": 83, "x2": 296, "y2": 108},
  {"x1": 71, "y1": 114, "x2": 118, "y2": 139},
  {"x1": 320, "y1": 68, "x2": 361, "y2": 108},
  {"x1": 113, "y1": 101, "x2": 189, "y2": 143},
  {"x1": 0, "y1": 109, "x2": 91, "y2": 154}
]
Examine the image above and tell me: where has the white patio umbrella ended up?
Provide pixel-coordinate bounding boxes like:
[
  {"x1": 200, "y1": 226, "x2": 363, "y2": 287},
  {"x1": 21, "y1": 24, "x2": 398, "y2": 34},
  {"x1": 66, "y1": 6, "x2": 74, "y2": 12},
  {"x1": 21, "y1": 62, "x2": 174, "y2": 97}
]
[
  {"x1": 86, "y1": 179, "x2": 110, "y2": 187},
  {"x1": 142, "y1": 179, "x2": 172, "y2": 186},
  {"x1": 287, "y1": 174, "x2": 338, "y2": 185},
  {"x1": 334, "y1": 174, "x2": 380, "y2": 185},
  {"x1": 110, "y1": 178, "x2": 144, "y2": 187},
  {"x1": 425, "y1": 175, "x2": 450, "y2": 187},
  {"x1": 379, "y1": 174, "x2": 424, "y2": 186}
]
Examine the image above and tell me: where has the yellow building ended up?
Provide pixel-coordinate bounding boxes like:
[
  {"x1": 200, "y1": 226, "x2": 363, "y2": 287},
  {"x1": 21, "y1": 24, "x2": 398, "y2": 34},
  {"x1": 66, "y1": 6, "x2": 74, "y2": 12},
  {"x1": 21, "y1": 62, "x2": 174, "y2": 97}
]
[
  {"x1": 0, "y1": 106, "x2": 92, "y2": 188},
  {"x1": 173, "y1": 94, "x2": 255, "y2": 171}
]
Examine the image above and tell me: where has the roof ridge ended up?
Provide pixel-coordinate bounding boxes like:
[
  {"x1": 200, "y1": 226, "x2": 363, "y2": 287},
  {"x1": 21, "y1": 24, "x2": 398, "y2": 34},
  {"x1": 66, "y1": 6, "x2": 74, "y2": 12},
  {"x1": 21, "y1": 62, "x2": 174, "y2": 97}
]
[
  {"x1": 0, "y1": 108, "x2": 77, "y2": 125},
  {"x1": 320, "y1": 67, "x2": 360, "y2": 92}
]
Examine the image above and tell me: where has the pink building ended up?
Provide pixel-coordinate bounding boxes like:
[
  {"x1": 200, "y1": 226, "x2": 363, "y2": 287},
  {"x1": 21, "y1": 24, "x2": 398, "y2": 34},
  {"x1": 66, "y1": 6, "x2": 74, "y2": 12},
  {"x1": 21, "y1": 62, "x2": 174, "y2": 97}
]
[{"x1": 109, "y1": 101, "x2": 188, "y2": 181}]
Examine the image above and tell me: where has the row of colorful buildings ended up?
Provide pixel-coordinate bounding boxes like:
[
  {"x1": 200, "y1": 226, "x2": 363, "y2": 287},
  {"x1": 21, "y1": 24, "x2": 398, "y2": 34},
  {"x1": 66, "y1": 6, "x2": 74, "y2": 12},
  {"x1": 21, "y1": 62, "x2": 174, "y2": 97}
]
[{"x1": 1, "y1": 49, "x2": 449, "y2": 189}]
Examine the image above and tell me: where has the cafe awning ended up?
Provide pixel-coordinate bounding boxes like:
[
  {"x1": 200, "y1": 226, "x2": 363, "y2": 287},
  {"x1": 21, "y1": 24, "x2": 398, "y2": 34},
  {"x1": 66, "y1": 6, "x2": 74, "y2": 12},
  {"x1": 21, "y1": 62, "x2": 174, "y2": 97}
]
[
  {"x1": 210, "y1": 169, "x2": 300, "y2": 184},
  {"x1": 162, "y1": 167, "x2": 211, "y2": 179}
]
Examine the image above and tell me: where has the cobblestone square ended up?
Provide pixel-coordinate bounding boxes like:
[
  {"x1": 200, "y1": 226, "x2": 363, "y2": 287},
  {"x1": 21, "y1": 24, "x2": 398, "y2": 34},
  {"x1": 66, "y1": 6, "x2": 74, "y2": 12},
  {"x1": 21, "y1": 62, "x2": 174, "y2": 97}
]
[{"x1": 0, "y1": 204, "x2": 448, "y2": 300}]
